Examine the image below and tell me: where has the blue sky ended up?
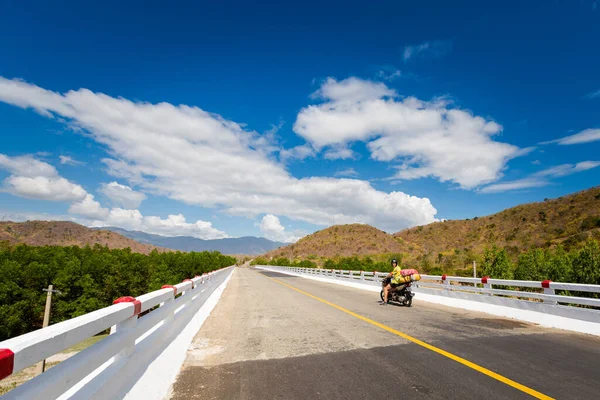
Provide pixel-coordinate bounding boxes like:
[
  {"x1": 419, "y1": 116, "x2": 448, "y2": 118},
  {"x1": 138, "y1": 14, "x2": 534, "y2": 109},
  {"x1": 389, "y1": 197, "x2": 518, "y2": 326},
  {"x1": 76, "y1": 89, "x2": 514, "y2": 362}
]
[{"x1": 0, "y1": 0, "x2": 599, "y2": 242}]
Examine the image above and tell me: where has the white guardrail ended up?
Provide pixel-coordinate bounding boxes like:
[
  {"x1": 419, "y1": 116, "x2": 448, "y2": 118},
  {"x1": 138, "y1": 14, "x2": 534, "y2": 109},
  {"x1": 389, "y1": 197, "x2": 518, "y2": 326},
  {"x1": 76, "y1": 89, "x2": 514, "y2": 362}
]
[
  {"x1": 0, "y1": 266, "x2": 233, "y2": 399},
  {"x1": 259, "y1": 266, "x2": 600, "y2": 323}
]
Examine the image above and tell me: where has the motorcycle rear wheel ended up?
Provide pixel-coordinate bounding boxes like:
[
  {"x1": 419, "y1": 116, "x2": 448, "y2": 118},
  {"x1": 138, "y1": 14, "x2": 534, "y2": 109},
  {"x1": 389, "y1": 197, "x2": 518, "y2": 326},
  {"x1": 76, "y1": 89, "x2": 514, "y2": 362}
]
[{"x1": 403, "y1": 297, "x2": 413, "y2": 307}]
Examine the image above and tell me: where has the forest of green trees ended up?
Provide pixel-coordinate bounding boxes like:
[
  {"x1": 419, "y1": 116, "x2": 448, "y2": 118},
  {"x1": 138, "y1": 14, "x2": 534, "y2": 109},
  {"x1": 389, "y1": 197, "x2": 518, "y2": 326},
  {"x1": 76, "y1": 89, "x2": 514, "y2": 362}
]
[
  {"x1": 253, "y1": 239, "x2": 600, "y2": 286},
  {"x1": 0, "y1": 242, "x2": 235, "y2": 341}
]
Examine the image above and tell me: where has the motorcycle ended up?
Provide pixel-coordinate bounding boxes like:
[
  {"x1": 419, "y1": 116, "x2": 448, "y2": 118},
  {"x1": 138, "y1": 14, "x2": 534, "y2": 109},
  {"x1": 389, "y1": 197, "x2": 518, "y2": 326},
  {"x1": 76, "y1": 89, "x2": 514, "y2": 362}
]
[{"x1": 380, "y1": 277, "x2": 414, "y2": 307}]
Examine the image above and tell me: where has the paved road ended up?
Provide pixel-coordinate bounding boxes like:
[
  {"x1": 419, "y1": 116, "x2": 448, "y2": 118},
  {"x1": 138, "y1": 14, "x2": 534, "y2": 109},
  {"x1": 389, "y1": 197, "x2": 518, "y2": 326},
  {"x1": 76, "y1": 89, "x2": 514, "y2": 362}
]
[{"x1": 169, "y1": 268, "x2": 600, "y2": 399}]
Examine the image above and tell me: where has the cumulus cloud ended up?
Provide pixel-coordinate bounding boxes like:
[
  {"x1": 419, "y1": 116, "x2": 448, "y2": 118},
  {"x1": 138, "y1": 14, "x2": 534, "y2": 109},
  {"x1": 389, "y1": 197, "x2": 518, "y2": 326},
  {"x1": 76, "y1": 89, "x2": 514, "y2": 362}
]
[
  {"x1": 59, "y1": 155, "x2": 84, "y2": 166},
  {"x1": 294, "y1": 77, "x2": 525, "y2": 189},
  {"x1": 480, "y1": 161, "x2": 600, "y2": 193},
  {"x1": 90, "y1": 210, "x2": 228, "y2": 239},
  {"x1": 100, "y1": 181, "x2": 147, "y2": 209},
  {"x1": 69, "y1": 193, "x2": 109, "y2": 220},
  {"x1": 259, "y1": 214, "x2": 304, "y2": 243},
  {"x1": 312, "y1": 77, "x2": 396, "y2": 103},
  {"x1": 542, "y1": 128, "x2": 600, "y2": 145},
  {"x1": 4, "y1": 175, "x2": 88, "y2": 201},
  {"x1": 0, "y1": 77, "x2": 439, "y2": 232},
  {"x1": 403, "y1": 40, "x2": 452, "y2": 62},
  {"x1": 0, "y1": 154, "x2": 87, "y2": 201},
  {"x1": 0, "y1": 153, "x2": 228, "y2": 239}
]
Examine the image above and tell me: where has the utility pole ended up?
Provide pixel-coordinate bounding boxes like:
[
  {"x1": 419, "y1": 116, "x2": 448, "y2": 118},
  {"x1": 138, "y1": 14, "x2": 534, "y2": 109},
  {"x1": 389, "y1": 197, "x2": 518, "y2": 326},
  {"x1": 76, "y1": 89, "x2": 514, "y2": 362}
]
[
  {"x1": 36, "y1": 285, "x2": 61, "y2": 375},
  {"x1": 473, "y1": 260, "x2": 477, "y2": 288}
]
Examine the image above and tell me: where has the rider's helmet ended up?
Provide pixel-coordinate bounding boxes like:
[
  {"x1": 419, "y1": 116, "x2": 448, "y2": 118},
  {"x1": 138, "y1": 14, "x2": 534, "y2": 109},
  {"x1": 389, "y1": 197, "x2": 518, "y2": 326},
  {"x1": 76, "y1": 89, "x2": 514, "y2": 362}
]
[{"x1": 391, "y1": 258, "x2": 397, "y2": 266}]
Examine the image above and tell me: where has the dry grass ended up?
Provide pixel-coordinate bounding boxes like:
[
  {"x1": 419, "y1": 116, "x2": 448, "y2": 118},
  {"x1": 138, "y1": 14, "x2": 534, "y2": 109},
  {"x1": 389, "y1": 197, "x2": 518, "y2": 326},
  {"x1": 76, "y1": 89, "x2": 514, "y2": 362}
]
[
  {"x1": 264, "y1": 223, "x2": 406, "y2": 260},
  {"x1": 395, "y1": 185, "x2": 600, "y2": 257},
  {"x1": 264, "y1": 186, "x2": 600, "y2": 262},
  {"x1": 0, "y1": 221, "x2": 169, "y2": 254}
]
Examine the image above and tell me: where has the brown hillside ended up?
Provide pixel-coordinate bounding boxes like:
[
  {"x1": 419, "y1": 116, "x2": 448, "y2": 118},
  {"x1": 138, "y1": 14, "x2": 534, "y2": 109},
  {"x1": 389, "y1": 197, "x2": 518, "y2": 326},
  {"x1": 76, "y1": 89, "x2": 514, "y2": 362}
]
[
  {"x1": 264, "y1": 186, "x2": 600, "y2": 262},
  {"x1": 264, "y1": 224, "x2": 406, "y2": 260},
  {"x1": 394, "y1": 186, "x2": 600, "y2": 257},
  {"x1": 0, "y1": 221, "x2": 168, "y2": 254}
]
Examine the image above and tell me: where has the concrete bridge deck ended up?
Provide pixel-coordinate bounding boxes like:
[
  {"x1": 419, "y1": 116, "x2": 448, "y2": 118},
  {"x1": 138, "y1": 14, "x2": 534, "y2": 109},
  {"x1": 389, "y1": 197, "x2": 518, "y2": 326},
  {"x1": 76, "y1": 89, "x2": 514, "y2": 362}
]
[{"x1": 169, "y1": 268, "x2": 600, "y2": 399}]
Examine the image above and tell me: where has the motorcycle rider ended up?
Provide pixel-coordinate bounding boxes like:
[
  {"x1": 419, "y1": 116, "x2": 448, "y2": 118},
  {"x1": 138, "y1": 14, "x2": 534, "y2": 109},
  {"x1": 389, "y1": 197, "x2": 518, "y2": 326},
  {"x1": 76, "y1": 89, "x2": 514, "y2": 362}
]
[{"x1": 380, "y1": 258, "x2": 402, "y2": 305}]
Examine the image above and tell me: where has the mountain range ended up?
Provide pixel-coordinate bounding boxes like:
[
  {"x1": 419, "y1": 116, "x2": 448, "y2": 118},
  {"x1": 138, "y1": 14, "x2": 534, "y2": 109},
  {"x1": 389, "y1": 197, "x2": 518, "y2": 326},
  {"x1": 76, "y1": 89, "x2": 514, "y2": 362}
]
[{"x1": 95, "y1": 227, "x2": 285, "y2": 255}]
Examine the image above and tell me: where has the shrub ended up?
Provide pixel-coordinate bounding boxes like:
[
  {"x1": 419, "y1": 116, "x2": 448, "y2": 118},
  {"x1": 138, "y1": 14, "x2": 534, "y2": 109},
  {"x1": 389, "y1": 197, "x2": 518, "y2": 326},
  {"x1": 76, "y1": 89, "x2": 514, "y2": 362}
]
[{"x1": 580, "y1": 216, "x2": 600, "y2": 232}]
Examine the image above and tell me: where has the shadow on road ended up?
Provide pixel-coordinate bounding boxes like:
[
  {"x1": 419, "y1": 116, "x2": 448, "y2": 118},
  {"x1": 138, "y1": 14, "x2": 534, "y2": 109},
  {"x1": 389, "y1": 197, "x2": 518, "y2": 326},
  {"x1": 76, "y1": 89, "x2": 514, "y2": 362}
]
[{"x1": 255, "y1": 270, "x2": 298, "y2": 278}]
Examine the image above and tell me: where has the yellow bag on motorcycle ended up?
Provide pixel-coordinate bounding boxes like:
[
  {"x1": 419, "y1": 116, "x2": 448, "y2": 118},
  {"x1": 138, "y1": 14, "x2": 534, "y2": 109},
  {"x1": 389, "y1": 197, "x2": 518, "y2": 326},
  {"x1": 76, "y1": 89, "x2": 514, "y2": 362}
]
[{"x1": 393, "y1": 272, "x2": 421, "y2": 284}]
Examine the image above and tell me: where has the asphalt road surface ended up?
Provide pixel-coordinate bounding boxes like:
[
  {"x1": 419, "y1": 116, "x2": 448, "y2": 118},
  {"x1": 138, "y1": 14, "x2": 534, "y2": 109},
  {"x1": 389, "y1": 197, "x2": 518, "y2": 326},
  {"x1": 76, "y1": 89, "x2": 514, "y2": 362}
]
[{"x1": 169, "y1": 268, "x2": 600, "y2": 400}]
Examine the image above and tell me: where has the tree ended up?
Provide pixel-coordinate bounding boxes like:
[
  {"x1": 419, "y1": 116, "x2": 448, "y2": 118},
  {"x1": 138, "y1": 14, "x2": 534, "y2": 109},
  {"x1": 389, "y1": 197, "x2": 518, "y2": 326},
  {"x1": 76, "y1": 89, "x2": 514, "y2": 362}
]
[
  {"x1": 571, "y1": 240, "x2": 600, "y2": 285},
  {"x1": 481, "y1": 246, "x2": 513, "y2": 280}
]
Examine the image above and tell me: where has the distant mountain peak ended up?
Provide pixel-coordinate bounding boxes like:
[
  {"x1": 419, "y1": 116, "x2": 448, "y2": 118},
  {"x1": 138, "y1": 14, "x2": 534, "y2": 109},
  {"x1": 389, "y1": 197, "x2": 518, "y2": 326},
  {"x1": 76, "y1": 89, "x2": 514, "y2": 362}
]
[{"x1": 95, "y1": 227, "x2": 285, "y2": 255}]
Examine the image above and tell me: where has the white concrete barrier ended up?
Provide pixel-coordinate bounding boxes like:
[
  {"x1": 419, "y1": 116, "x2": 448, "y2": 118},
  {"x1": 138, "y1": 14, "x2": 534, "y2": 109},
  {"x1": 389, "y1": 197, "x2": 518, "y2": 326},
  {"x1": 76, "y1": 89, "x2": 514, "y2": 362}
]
[
  {"x1": 257, "y1": 265, "x2": 600, "y2": 336},
  {"x1": 0, "y1": 266, "x2": 235, "y2": 399}
]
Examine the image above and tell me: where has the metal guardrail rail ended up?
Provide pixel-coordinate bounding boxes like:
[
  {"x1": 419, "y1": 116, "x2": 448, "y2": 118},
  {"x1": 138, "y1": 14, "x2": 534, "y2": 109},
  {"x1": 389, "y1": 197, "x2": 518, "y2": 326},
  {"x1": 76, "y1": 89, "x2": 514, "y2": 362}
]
[
  {"x1": 259, "y1": 265, "x2": 600, "y2": 309},
  {"x1": 0, "y1": 266, "x2": 233, "y2": 399}
]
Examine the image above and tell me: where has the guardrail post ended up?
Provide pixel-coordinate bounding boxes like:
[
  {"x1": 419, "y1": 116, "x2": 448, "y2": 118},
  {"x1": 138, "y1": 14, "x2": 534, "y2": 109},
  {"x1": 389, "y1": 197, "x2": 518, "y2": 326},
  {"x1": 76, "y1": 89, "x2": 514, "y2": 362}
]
[
  {"x1": 111, "y1": 297, "x2": 141, "y2": 360},
  {"x1": 182, "y1": 279, "x2": 193, "y2": 295},
  {"x1": 542, "y1": 280, "x2": 557, "y2": 305},
  {"x1": 482, "y1": 276, "x2": 492, "y2": 295},
  {"x1": 442, "y1": 275, "x2": 450, "y2": 290},
  {"x1": 360, "y1": 270, "x2": 365, "y2": 281},
  {"x1": 161, "y1": 285, "x2": 177, "y2": 324}
]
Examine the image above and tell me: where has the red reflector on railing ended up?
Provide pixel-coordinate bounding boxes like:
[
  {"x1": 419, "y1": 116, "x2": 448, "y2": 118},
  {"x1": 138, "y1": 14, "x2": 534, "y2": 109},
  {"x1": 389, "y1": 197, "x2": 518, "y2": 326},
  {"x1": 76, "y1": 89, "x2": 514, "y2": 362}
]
[
  {"x1": 541, "y1": 280, "x2": 552, "y2": 289},
  {"x1": 442, "y1": 274, "x2": 447, "y2": 280},
  {"x1": 113, "y1": 296, "x2": 142, "y2": 316},
  {"x1": 481, "y1": 276, "x2": 489, "y2": 284},
  {"x1": 162, "y1": 285, "x2": 177, "y2": 295},
  {"x1": 0, "y1": 348, "x2": 15, "y2": 380}
]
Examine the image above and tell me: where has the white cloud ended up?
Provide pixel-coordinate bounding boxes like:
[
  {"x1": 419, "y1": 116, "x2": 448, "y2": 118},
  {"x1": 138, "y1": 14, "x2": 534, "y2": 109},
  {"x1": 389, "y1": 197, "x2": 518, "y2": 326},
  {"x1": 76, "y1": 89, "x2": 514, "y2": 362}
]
[
  {"x1": 69, "y1": 193, "x2": 109, "y2": 219},
  {"x1": 259, "y1": 214, "x2": 304, "y2": 243},
  {"x1": 403, "y1": 40, "x2": 452, "y2": 62},
  {"x1": 479, "y1": 178, "x2": 549, "y2": 194},
  {"x1": 279, "y1": 144, "x2": 315, "y2": 162},
  {"x1": 100, "y1": 181, "x2": 147, "y2": 208},
  {"x1": 0, "y1": 77, "x2": 439, "y2": 232},
  {"x1": 4, "y1": 175, "x2": 88, "y2": 201},
  {"x1": 480, "y1": 161, "x2": 600, "y2": 193},
  {"x1": 92, "y1": 211, "x2": 229, "y2": 239},
  {"x1": 334, "y1": 168, "x2": 359, "y2": 177},
  {"x1": 536, "y1": 161, "x2": 600, "y2": 177},
  {"x1": 585, "y1": 89, "x2": 600, "y2": 99},
  {"x1": 323, "y1": 146, "x2": 355, "y2": 160},
  {"x1": 311, "y1": 77, "x2": 396, "y2": 103},
  {"x1": 0, "y1": 154, "x2": 57, "y2": 177},
  {"x1": 294, "y1": 77, "x2": 524, "y2": 189},
  {"x1": 0, "y1": 154, "x2": 88, "y2": 201},
  {"x1": 0, "y1": 152, "x2": 228, "y2": 239},
  {"x1": 542, "y1": 128, "x2": 600, "y2": 145},
  {"x1": 59, "y1": 155, "x2": 84, "y2": 166}
]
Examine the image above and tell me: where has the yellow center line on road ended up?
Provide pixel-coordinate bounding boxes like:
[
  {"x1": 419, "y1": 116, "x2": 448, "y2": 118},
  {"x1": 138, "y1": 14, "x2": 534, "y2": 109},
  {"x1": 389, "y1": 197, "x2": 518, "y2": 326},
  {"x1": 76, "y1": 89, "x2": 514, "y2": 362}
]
[{"x1": 268, "y1": 276, "x2": 554, "y2": 400}]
